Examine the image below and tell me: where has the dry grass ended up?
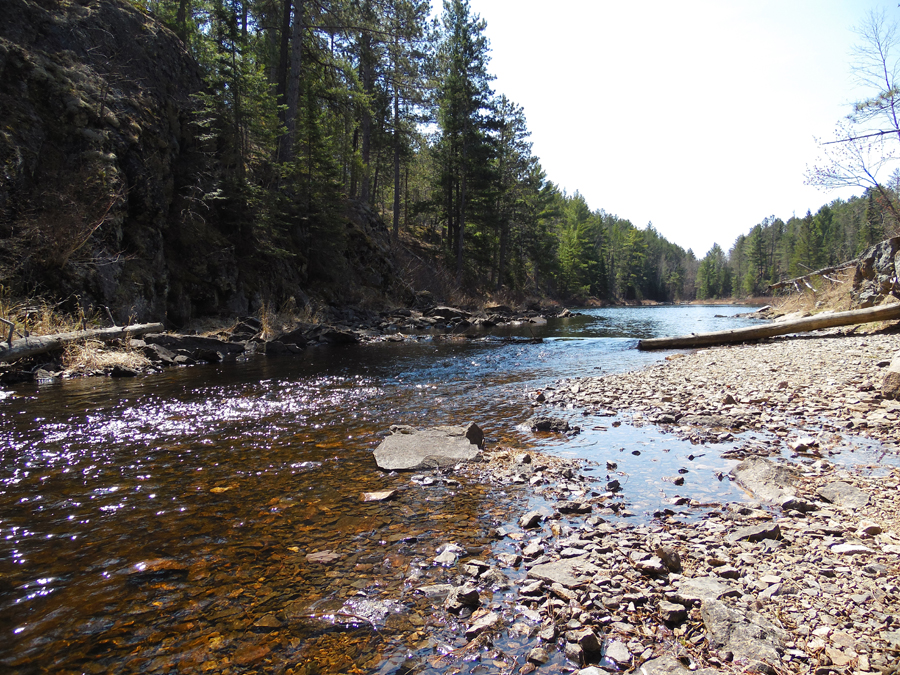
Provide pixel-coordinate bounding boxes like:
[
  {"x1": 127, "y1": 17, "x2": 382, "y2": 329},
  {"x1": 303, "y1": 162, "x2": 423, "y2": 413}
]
[
  {"x1": 61, "y1": 339, "x2": 151, "y2": 374},
  {"x1": 771, "y1": 268, "x2": 855, "y2": 315},
  {"x1": 0, "y1": 291, "x2": 100, "y2": 341}
]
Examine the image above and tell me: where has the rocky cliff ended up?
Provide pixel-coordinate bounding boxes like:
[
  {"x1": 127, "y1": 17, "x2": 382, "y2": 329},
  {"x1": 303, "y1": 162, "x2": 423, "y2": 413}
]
[
  {"x1": 0, "y1": 0, "x2": 398, "y2": 325},
  {"x1": 853, "y1": 236, "x2": 900, "y2": 308}
]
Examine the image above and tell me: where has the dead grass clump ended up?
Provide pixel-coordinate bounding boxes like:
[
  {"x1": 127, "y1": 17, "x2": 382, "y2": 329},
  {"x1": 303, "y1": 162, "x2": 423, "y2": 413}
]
[
  {"x1": 257, "y1": 297, "x2": 325, "y2": 341},
  {"x1": 62, "y1": 339, "x2": 151, "y2": 375}
]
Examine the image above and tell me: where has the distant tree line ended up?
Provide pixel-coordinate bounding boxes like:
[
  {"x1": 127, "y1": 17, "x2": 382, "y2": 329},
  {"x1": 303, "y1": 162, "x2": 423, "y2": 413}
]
[{"x1": 694, "y1": 185, "x2": 900, "y2": 300}]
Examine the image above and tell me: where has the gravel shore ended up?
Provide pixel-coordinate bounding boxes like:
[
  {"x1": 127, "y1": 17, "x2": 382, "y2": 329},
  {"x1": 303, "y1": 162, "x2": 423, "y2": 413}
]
[
  {"x1": 545, "y1": 329, "x2": 900, "y2": 453},
  {"x1": 463, "y1": 329, "x2": 900, "y2": 675}
]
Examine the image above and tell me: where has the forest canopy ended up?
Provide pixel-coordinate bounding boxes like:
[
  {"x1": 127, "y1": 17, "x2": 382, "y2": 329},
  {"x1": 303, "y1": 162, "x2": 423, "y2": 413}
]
[{"x1": 132, "y1": 0, "x2": 898, "y2": 304}]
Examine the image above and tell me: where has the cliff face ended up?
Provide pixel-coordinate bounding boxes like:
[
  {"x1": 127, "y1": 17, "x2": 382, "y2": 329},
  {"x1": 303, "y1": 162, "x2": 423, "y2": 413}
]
[{"x1": 0, "y1": 0, "x2": 398, "y2": 325}]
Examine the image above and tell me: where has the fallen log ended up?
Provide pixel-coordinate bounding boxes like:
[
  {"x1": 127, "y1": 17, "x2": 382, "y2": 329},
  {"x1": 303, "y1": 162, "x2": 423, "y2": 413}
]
[
  {"x1": 637, "y1": 304, "x2": 900, "y2": 351},
  {"x1": 0, "y1": 323, "x2": 164, "y2": 362}
]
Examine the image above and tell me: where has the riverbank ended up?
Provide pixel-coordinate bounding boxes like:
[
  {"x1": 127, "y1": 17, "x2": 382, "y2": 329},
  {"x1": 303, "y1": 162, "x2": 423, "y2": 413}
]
[
  {"x1": 500, "y1": 327, "x2": 900, "y2": 674},
  {"x1": 0, "y1": 302, "x2": 567, "y2": 384}
]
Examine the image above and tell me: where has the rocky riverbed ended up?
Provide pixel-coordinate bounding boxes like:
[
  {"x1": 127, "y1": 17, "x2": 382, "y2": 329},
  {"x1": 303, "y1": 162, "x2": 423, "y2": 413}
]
[
  {"x1": 453, "y1": 447, "x2": 900, "y2": 675},
  {"x1": 403, "y1": 328, "x2": 900, "y2": 675},
  {"x1": 463, "y1": 328, "x2": 900, "y2": 675}
]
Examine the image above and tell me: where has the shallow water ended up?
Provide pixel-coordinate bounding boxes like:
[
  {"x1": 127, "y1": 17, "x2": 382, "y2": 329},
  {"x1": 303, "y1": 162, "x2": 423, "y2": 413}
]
[{"x1": 0, "y1": 305, "x2": 854, "y2": 674}]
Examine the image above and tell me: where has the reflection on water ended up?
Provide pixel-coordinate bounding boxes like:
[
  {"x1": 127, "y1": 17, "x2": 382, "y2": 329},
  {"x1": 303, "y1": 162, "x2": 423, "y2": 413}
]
[{"x1": 0, "y1": 306, "x2": 773, "y2": 673}]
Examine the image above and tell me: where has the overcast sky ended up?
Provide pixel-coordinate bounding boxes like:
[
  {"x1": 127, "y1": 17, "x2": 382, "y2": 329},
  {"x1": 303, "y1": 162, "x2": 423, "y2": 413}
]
[{"x1": 438, "y1": 0, "x2": 897, "y2": 256}]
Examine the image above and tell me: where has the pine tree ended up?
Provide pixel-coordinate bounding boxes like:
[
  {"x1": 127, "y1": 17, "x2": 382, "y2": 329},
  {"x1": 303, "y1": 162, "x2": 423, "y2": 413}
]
[{"x1": 433, "y1": 0, "x2": 494, "y2": 283}]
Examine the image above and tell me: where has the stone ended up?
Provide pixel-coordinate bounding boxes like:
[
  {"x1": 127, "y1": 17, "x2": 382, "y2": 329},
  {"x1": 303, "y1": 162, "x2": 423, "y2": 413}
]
[
  {"x1": 373, "y1": 423, "x2": 483, "y2": 471},
  {"x1": 731, "y1": 457, "x2": 799, "y2": 504},
  {"x1": 306, "y1": 550, "x2": 340, "y2": 564},
  {"x1": 830, "y1": 543, "x2": 873, "y2": 555},
  {"x1": 637, "y1": 656, "x2": 720, "y2": 675},
  {"x1": 604, "y1": 640, "x2": 630, "y2": 665},
  {"x1": 444, "y1": 583, "x2": 480, "y2": 614},
  {"x1": 360, "y1": 490, "x2": 396, "y2": 502},
  {"x1": 530, "y1": 415, "x2": 570, "y2": 432},
  {"x1": 565, "y1": 642, "x2": 585, "y2": 665},
  {"x1": 557, "y1": 500, "x2": 592, "y2": 514},
  {"x1": 716, "y1": 566, "x2": 741, "y2": 580},
  {"x1": 881, "y1": 350, "x2": 900, "y2": 400},
  {"x1": 725, "y1": 522, "x2": 781, "y2": 543},
  {"x1": 527, "y1": 557, "x2": 602, "y2": 589},
  {"x1": 434, "y1": 543, "x2": 464, "y2": 566},
  {"x1": 636, "y1": 556, "x2": 668, "y2": 577},
  {"x1": 527, "y1": 647, "x2": 550, "y2": 664},
  {"x1": 568, "y1": 627, "x2": 603, "y2": 659},
  {"x1": 658, "y1": 600, "x2": 687, "y2": 624},
  {"x1": 701, "y1": 598, "x2": 786, "y2": 668},
  {"x1": 816, "y1": 481, "x2": 870, "y2": 509},
  {"x1": 674, "y1": 577, "x2": 741, "y2": 604},
  {"x1": 253, "y1": 614, "x2": 283, "y2": 629},
  {"x1": 519, "y1": 510, "x2": 544, "y2": 529},
  {"x1": 464, "y1": 611, "x2": 499, "y2": 639}
]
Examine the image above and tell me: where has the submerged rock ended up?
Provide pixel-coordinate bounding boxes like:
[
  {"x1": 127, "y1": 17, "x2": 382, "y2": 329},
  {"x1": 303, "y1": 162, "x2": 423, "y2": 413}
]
[
  {"x1": 529, "y1": 415, "x2": 570, "y2": 433},
  {"x1": 373, "y1": 423, "x2": 484, "y2": 471}
]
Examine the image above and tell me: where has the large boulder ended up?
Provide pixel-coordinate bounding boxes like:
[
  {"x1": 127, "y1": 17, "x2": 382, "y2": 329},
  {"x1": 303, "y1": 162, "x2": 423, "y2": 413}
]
[
  {"x1": 853, "y1": 237, "x2": 900, "y2": 308},
  {"x1": 373, "y1": 423, "x2": 484, "y2": 471},
  {"x1": 701, "y1": 599, "x2": 786, "y2": 671},
  {"x1": 883, "y1": 350, "x2": 900, "y2": 400}
]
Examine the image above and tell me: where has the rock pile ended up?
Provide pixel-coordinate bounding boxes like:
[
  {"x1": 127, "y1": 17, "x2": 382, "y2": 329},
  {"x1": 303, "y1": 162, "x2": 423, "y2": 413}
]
[{"x1": 450, "y1": 451, "x2": 899, "y2": 674}]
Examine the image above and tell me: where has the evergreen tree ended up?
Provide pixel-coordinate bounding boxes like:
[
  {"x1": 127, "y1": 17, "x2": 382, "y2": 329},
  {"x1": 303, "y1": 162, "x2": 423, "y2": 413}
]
[{"x1": 432, "y1": 0, "x2": 494, "y2": 283}]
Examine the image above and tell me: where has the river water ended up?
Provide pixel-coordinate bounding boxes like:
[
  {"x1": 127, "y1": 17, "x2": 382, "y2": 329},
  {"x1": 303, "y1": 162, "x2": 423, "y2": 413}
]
[{"x1": 0, "y1": 306, "x2": 809, "y2": 673}]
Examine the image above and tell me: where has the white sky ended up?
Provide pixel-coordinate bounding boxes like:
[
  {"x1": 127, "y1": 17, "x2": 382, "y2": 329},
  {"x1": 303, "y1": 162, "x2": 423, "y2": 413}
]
[{"x1": 436, "y1": 0, "x2": 898, "y2": 257}]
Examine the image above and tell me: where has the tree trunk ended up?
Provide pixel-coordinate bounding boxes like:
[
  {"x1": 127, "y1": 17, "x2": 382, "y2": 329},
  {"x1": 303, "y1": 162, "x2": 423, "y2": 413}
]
[
  {"x1": 0, "y1": 324, "x2": 164, "y2": 362},
  {"x1": 278, "y1": 0, "x2": 304, "y2": 163},
  {"x1": 456, "y1": 139, "x2": 466, "y2": 284},
  {"x1": 176, "y1": 0, "x2": 190, "y2": 42},
  {"x1": 637, "y1": 303, "x2": 900, "y2": 351},
  {"x1": 392, "y1": 65, "x2": 401, "y2": 243},
  {"x1": 359, "y1": 31, "x2": 374, "y2": 203}
]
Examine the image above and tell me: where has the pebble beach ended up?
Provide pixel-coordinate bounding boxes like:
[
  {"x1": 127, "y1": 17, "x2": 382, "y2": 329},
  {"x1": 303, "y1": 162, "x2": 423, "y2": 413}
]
[{"x1": 473, "y1": 327, "x2": 900, "y2": 675}]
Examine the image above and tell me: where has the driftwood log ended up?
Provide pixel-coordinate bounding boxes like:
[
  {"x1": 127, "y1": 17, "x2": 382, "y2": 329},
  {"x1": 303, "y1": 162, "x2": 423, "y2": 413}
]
[
  {"x1": 0, "y1": 323, "x2": 164, "y2": 362},
  {"x1": 637, "y1": 304, "x2": 900, "y2": 351}
]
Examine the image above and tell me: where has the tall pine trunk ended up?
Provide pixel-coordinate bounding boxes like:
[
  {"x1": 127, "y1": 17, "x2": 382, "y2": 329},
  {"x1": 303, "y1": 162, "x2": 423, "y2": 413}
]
[{"x1": 278, "y1": 0, "x2": 304, "y2": 163}]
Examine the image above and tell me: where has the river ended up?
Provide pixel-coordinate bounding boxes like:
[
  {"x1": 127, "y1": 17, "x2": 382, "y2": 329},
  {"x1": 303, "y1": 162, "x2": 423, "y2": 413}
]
[{"x1": 0, "y1": 305, "x2": 783, "y2": 674}]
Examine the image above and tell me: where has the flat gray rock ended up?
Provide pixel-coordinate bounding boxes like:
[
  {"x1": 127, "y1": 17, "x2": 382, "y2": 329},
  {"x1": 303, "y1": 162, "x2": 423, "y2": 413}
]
[
  {"x1": 674, "y1": 577, "x2": 740, "y2": 604},
  {"x1": 732, "y1": 457, "x2": 799, "y2": 504},
  {"x1": 816, "y1": 481, "x2": 870, "y2": 509},
  {"x1": 638, "y1": 655, "x2": 719, "y2": 675},
  {"x1": 527, "y1": 556, "x2": 601, "y2": 589},
  {"x1": 373, "y1": 423, "x2": 483, "y2": 471},
  {"x1": 701, "y1": 598, "x2": 786, "y2": 668},
  {"x1": 726, "y1": 522, "x2": 781, "y2": 543}
]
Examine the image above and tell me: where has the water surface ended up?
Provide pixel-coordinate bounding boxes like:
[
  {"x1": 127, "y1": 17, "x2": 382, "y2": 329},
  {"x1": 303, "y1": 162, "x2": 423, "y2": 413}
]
[{"x1": 0, "y1": 305, "x2": 798, "y2": 673}]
